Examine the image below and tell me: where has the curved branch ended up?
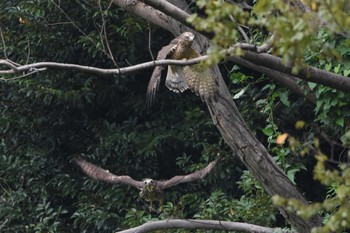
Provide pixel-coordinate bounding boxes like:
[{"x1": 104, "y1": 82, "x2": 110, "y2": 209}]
[
  {"x1": 111, "y1": 0, "x2": 179, "y2": 34},
  {"x1": 116, "y1": 219, "x2": 275, "y2": 233},
  {"x1": 143, "y1": 0, "x2": 192, "y2": 29}
]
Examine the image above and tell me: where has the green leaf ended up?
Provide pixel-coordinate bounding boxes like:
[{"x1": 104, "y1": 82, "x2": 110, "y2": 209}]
[
  {"x1": 308, "y1": 82, "x2": 317, "y2": 90},
  {"x1": 262, "y1": 125, "x2": 274, "y2": 136},
  {"x1": 335, "y1": 118, "x2": 344, "y2": 127},
  {"x1": 325, "y1": 63, "x2": 332, "y2": 71},
  {"x1": 233, "y1": 88, "x2": 246, "y2": 99},
  {"x1": 333, "y1": 64, "x2": 341, "y2": 74},
  {"x1": 279, "y1": 91, "x2": 290, "y2": 107},
  {"x1": 344, "y1": 69, "x2": 350, "y2": 77}
]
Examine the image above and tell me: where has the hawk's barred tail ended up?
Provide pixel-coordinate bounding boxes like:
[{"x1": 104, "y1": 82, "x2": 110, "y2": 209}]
[
  {"x1": 185, "y1": 65, "x2": 217, "y2": 103},
  {"x1": 165, "y1": 65, "x2": 189, "y2": 93}
]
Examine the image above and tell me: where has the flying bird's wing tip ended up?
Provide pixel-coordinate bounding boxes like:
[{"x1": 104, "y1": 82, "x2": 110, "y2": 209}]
[{"x1": 146, "y1": 65, "x2": 164, "y2": 107}]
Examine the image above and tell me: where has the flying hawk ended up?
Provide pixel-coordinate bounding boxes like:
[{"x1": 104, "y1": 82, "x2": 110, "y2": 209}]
[
  {"x1": 147, "y1": 32, "x2": 216, "y2": 106},
  {"x1": 73, "y1": 156, "x2": 218, "y2": 210},
  {"x1": 139, "y1": 178, "x2": 164, "y2": 211}
]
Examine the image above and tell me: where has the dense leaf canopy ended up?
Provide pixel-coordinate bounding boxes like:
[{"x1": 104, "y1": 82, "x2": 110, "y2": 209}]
[{"x1": 0, "y1": 1, "x2": 349, "y2": 233}]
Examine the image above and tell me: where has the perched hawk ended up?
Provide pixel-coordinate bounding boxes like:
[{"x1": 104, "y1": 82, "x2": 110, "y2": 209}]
[
  {"x1": 147, "y1": 32, "x2": 216, "y2": 106},
  {"x1": 73, "y1": 156, "x2": 218, "y2": 211}
]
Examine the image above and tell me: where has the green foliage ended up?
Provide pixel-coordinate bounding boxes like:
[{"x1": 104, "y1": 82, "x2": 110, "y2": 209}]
[
  {"x1": 1, "y1": 0, "x2": 350, "y2": 232},
  {"x1": 273, "y1": 135, "x2": 350, "y2": 233},
  {"x1": 0, "y1": 2, "x2": 251, "y2": 232},
  {"x1": 187, "y1": 0, "x2": 248, "y2": 65},
  {"x1": 189, "y1": 0, "x2": 349, "y2": 68}
]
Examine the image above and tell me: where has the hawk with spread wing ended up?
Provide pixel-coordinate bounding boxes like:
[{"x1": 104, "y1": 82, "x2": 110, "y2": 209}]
[
  {"x1": 147, "y1": 32, "x2": 216, "y2": 106},
  {"x1": 73, "y1": 156, "x2": 218, "y2": 210}
]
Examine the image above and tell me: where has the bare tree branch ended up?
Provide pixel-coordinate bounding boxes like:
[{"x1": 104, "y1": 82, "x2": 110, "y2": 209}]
[
  {"x1": 257, "y1": 34, "x2": 275, "y2": 53},
  {"x1": 143, "y1": 0, "x2": 192, "y2": 29},
  {"x1": 0, "y1": 57, "x2": 206, "y2": 76},
  {"x1": 116, "y1": 219, "x2": 276, "y2": 233},
  {"x1": 0, "y1": 27, "x2": 8, "y2": 60},
  {"x1": 112, "y1": 0, "x2": 179, "y2": 34},
  {"x1": 1, "y1": 48, "x2": 349, "y2": 95},
  {"x1": 242, "y1": 50, "x2": 350, "y2": 93},
  {"x1": 229, "y1": 56, "x2": 317, "y2": 103},
  {"x1": 98, "y1": 0, "x2": 119, "y2": 67}
]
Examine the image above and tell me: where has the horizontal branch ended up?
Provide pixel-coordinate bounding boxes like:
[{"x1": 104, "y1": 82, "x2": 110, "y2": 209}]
[
  {"x1": 1, "y1": 48, "x2": 349, "y2": 93},
  {"x1": 242, "y1": 51, "x2": 350, "y2": 93},
  {"x1": 229, "y1": 56, "x2": 317, "y2": 103},
  {"x1": 116, "y1": 219, "x2": 276, "y2": 233},
  {"x1": 0, "y1": 57, "x2": 206, "y2": 76}
]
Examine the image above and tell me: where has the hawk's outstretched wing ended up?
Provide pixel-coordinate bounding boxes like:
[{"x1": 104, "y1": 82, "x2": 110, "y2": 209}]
[
  {"x1": 157, "y1": 159, "x2": 218, "y2": 189},
  {"x1": 74, "y1": 156, "x2": 218, "y2": 191},
  {"x1": 73, "y1": 156, "x2": 143, "y2": 190},
  {"x1": 147, "y1": 44, "x2": 176, "y2": 106}
]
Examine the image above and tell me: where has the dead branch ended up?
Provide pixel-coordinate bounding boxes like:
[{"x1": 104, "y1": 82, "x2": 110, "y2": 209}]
[
  {"x1": 116, "y1": 219, "x2": 276, "y2": 233},
  {"x1": 1, "y1": 46, "x2": 349, "y2": 95},
  {"x1": 143, "y1": 0, "x2": 192, "y2": 29},
  {"x1": 242, "y1": 50, "x2": 350, "y2": 93},
  {"x1": 0, "y1": 57, "x2": 206, "y2": 76}
]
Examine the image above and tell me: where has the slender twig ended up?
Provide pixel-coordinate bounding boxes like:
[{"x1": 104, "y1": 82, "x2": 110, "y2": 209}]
[
  {"x1": 0, "y1": 68, "x2": 46, "y2": 81},
  {"x1": 0, "y1": 27, "x2": 8, "y2": 59},
  {"x1": 237, "y1": 24, "x2": 249, "y2": 43},
  {"x1": 0, "y1": 219, "x2": 8, "y2": 231},
  {"x1": 98, "y1": 0, "x2": 118, "y2": 67},
  {"x1": 50, "y1": 0, "x2": 118, "y2": 64},
  {"x1": 25, "y1": 39, "x2": 31, "y2": 65},
  {"x1": 148, "y1": 22, "x2": 155, "y2": 61},
  {"x1": 257, "y1": 34, "x2": 275, "y2": 53}
]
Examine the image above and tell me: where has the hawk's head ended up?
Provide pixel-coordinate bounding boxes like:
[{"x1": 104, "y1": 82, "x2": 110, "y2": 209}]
[
  {"x1": 178, "y1": 32, "x2": 195, "y2": 47},
  {"x1": 182, "y1": 32, "x2": 194, "y2": 41},
  {"x1": 142, "y1": 178, "x2": 154, "y2": 186}
]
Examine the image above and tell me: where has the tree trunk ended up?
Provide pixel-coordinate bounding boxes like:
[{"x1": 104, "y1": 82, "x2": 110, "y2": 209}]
[{"x1": 206, "y1": 66, "x2": 322, "y2": 232}]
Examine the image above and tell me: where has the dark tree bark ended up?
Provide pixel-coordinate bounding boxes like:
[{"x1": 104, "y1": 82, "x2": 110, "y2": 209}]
[
  {"x1": 111, "y1": 0, "x2": 323, "y2": 232},
  {"x1": 207, "y1": 66, "x2": 322, "y2": 232}
]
